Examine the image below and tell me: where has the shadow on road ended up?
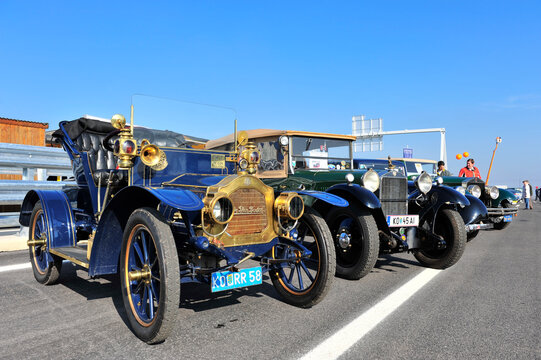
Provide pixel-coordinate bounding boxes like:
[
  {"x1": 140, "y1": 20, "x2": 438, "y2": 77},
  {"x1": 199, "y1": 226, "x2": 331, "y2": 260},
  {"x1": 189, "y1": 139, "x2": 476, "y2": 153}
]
[
  {"x1": 180, "y1": 275, "x2": 280, "y2": 312},
  {"x1": 373, "y1": 254, "x2": 421, "y2": 273}
]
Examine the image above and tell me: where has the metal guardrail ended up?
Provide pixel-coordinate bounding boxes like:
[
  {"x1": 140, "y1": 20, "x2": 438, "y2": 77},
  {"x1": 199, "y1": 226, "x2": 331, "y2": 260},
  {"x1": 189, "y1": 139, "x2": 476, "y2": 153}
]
[
  {"x1": 0, "y1": 142, "x2": 75, "y2": 228},
  {"x1": 0, "y1": 143, "x2": 72, "y2": 180}
]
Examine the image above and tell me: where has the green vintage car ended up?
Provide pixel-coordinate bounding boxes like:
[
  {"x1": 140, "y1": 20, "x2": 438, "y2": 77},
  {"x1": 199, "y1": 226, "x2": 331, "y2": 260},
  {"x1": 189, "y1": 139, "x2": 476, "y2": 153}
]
[
  {"x1": 390, "y1": 158, "x2": 519, "y2": 234},
  {"x1": 207, "y1": 130, "x2": 468, "y2": 280}
]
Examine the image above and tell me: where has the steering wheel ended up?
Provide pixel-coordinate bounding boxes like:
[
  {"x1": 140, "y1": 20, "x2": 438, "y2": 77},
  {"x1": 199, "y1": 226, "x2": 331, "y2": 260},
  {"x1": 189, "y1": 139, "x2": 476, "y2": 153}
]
[{"x1": 102, "y1": 129, "x2": 121, "y2": 152}]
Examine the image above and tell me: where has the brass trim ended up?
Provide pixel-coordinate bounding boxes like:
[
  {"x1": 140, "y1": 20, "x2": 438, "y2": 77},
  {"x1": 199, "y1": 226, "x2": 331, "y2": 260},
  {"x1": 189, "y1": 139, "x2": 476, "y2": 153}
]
[
  {"x1": 49, "y1": 248, "x2": 89, "y2": 268},
  {"x1": 202, "y1": 194, "x2": 234, "y2": 225},
  {"x1": 203, "y1": 174, "x2": 277, "y2": 247},
  {"x1": 162, "y1": 173, "x2": 229, "y2": 187},
  {"x1": 274, "y1": 193, "x2": 304, "y2": 220}
]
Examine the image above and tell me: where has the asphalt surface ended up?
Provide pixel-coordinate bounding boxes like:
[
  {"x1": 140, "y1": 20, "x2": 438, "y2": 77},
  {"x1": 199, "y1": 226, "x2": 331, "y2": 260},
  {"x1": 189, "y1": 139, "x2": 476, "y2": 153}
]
[{"x1": 0, "y1": 207, "x2": 539, "y2": 360}]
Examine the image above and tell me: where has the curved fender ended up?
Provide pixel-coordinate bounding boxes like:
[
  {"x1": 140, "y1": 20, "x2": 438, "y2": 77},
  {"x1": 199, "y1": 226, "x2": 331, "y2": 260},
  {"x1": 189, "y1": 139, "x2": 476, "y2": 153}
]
[
  {"x1": 19, "y1": 190, "x2": 76, "y2": 249},
  {"x1": 492, "y1": 188, "x2": 516, "y2": 207},
  {"x1": 145, "y1": 187, "x2": 204, "y2": 211},
  {"x1": 295, "y1": 189, "x2": 349, "y2": 208},
  {"x1": 326, "y1": 183, "x2": 380, "y2": 209},
  {"x1": 409, "y1": 186, "x2": 470, "y2": 207},
  {"x1": 459, "y1": 195, "x2": 488, "y2": 225},
  {"x1": 410, "y1": 186, "x2": 470, "y2": 228},
  {"x1": 89, "y1": 185, "x2": 203, "y2": 276}
]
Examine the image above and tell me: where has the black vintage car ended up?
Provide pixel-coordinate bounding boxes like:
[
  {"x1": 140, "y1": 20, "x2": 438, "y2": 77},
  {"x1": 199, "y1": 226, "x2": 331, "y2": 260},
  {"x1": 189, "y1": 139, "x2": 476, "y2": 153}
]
[
  {"x1": 387, "y1": 158, "x2": 519, "y2": 238},
  {"x1": 207, "y1": 130, "x2": 468, "y2": 280}
]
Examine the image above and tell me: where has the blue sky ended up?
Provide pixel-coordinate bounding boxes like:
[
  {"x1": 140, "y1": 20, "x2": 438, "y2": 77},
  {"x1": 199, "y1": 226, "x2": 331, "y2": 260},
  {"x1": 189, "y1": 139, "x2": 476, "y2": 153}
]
[{"x1": 1, "y1": 1, "x2": 539, "y2": 187}]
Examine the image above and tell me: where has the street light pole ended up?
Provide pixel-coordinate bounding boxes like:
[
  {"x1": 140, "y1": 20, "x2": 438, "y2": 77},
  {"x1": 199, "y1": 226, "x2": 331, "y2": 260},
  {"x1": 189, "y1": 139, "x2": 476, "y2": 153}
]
[{"x1": 485, "y1": 137, "x2": 502, "y2": 184}]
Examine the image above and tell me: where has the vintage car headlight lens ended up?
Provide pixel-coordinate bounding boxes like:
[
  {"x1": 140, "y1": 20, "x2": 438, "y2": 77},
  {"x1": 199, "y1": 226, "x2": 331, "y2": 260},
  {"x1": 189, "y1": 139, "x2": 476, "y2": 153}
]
[
  {"x1": 289, "y1": 195, "x2": 304, "y2": 220},
  {"x1": 122, "y1": 139, "x2": 136, "y2": 154},
  {"x1": 274, "y1": 193, "x2": 304, "y2": 220},
  {"x1": 239, "y1": 158, "x2": 249, "y2": 169},
  {"x1": 415, "y1": 172, "x2": 433, "y2": 194},
  {"x1": 455, "y1": 186, "x2": 466, "y2": 195},
  {"x1": 211, "y1": 197, "x2": 234, "y2": 224},
  {"x1": 279, "y1": 135, "x2": 289, "y2": 146},
  {"x1": 250, "y1": 151, "x2": 259, "y2": 163},
  {"x1": 487, "y1": 186, "x2": 499, "y2": 199},
  {"x1": 362, "y1": 169, "x2": 380, "y2": 192},
  {"x1": 467, "y1": 185, "x2": 482, "y2": 198}
]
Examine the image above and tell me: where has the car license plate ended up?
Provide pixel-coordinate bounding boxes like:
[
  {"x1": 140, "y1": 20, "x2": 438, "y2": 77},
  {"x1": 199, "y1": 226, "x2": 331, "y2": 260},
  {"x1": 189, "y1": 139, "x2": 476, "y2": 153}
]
[
  {"x1": 503, "y1": 215, "x2": 513, "y2": 223},
  {"x1": 211, "y1": 266, "x2": 262, "y2": 293},
  {"x1": 386, "y1": 215, "x2": 419, "y2": 227}
]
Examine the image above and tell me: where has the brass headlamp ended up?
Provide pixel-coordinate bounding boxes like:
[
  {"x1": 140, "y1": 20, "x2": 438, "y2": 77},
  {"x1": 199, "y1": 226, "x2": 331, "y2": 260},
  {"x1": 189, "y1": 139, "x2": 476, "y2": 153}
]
[
  {"x1": 111, "y1": 114, "x2": 137, "y2": 169},
  {"x1": 274, "y1": 193, "x2": 304, "y2": 220},
  {"x1": 239, "y1": 142, "x2": 261, "y2": 175}
]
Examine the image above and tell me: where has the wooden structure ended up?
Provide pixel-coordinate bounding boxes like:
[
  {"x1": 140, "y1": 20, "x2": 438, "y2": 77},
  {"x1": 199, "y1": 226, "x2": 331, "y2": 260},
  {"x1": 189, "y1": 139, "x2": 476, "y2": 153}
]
[{"x1": 0, "y1": 117, "x2": 49, "y2": 180}]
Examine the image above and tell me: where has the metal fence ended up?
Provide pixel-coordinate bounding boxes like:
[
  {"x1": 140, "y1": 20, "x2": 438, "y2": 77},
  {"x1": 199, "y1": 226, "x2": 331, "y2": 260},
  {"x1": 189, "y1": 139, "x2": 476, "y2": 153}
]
[{"x1": 0, "y1": 143, "x2": 74, "y2": 228}]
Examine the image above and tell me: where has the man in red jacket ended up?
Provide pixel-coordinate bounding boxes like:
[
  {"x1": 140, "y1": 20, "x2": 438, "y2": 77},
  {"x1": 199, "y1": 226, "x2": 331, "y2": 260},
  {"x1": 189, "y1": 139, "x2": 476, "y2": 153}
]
[{"x1": 458, "y1": 158, "x2": 482, "y2": 178}]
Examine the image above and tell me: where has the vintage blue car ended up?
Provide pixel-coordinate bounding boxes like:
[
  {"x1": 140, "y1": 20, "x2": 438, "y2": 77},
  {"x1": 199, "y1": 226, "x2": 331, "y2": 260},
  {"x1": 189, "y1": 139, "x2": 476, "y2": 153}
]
[{"x1": 19, "y1": 115, "x2": 346, "y2": 343}]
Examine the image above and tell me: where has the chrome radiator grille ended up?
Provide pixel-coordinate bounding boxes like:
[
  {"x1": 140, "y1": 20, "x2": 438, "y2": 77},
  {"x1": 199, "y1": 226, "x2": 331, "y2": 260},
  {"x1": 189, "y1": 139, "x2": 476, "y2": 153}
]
[
  {"x1": 380, "y1": 175, "x2": 408, "y2": 216},
  {"x1": 227, "y1": 188, "x2": 268, "y2": 235}
]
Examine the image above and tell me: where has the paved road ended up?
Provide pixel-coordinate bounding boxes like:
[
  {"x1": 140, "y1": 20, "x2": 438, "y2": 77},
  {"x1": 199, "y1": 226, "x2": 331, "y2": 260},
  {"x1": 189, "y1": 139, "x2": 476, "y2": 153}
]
[{"x1": 1, "y1": 208, "x2": 539, "y2": 360}]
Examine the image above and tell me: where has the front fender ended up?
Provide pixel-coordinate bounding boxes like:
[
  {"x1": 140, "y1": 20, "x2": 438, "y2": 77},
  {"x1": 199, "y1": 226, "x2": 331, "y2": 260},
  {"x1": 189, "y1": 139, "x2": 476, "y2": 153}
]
[
  {"x1": 409, "y1": 185, "x2": 470, "y2": 207},
  {"x1": 19, "y1": 190, "x2": 76, "y2": 249},
  {"x1": 89, "y1": 185, "x2": 201, "y2": 276},
  {"x1": 459, "y1": 195, "x2": 488, "y2": 225},
  {"x1": 326, "y1": 183, "x2": 380, "y2": 209},
  {"x1": 492, "y1": 188, "x2": 516, "y2": 207},
  {"x1": 410, "y1": 186, "x2": 470, "y2": 227},
  {"x1": 295, "y1": 189, "x2": 349, "y2": 208}
]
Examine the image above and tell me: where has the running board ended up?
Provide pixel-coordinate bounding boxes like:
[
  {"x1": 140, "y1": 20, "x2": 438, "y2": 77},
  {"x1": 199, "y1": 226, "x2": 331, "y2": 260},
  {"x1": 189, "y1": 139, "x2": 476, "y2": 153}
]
[{"x1": 49, "y1": 246, "x2": 89, "y2": 268}]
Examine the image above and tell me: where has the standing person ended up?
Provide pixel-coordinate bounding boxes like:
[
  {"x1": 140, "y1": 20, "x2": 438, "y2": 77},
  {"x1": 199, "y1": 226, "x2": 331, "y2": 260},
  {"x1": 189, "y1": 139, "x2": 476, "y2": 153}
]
[
  {"x1": 437, "y1": 160, "x2": 452, "y2": 176},
  {"x1": 536, "y1": 186, "x2": 540, "y2": 202},
  {"x1": 522, "y1": 180, "x2": 531, "y2": 210},
  {"x1": 458, "y1": 158, "x2": 482, "y2": 178},
  {"x1": 528, "y1": 181, "x2": 534, "y2": 209}
]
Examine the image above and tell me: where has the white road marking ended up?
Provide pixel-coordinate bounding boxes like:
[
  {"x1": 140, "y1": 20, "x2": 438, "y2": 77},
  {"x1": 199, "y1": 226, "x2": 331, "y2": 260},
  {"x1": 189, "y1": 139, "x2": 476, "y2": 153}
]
[
  {"x1": 299, "y1": 268, "x2": 441, "y2": 360},
  {"x1": 0, "y1": 263, "x2": 31, "y2": 273}
]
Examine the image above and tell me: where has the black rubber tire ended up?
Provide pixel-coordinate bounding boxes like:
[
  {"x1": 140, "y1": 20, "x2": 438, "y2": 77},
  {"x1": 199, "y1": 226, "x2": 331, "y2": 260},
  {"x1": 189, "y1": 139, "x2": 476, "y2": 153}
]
[
  {"x1": 414, "y1": 208, "x2": 467, "y2": 269},
  {"x1": 494, "y1": 202, "x2": 513, "y2": 230},
  {"x1": 28, "y1": 202, "x2": 62, "y2": 285},
  {"x1": 325, "y1": 204, "x2": 379, "y2": 280},
  {"x1": 270, "y1": 207, "x2": 336, "y2": 308},
  {"x1": 467, "y1": 229, "x2": 479, "y2": 241},
  {"x1": 120, "y1": 207, "x2": 180, "y2": 344}
]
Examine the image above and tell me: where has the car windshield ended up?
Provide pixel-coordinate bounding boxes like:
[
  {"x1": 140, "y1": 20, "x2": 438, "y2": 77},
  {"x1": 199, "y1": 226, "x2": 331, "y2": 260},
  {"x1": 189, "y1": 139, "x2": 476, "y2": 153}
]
[
  {"x1": 404, "y1": 161, "x2": 436, "y2": 176},
  {"x1": 356, "y1": 161, "x2": 406, "y2": 176},
  {"x1": 131, "y1": 94, "x2": 236, "y2": 147},
  {"x1": 290, "y1": 136, "x2": 351, "y2": 170}
]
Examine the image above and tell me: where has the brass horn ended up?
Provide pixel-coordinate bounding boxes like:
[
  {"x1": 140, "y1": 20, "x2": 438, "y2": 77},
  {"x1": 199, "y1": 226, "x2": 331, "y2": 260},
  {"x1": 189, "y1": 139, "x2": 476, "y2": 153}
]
[{"x1": 140, "y1": 139, "x2": 168, "y2": 171}]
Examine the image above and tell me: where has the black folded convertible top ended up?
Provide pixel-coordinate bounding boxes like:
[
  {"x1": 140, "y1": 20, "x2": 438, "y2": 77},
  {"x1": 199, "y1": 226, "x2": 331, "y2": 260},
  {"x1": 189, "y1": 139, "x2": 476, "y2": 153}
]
[{"x1": 51, "y1": 117, "x2": 208, "y2": 148}]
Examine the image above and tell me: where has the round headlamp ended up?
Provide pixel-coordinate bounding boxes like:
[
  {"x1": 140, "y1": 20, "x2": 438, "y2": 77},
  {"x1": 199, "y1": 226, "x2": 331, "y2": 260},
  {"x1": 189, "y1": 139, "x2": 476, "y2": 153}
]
[
  {"x1": 415, "y1": 171, "x2": 433, "y2": 194},
  {"x1": 210, "y1": 196, "x2": 234, "y2": 224},
  {"x1": 455, "y1": 186, "x2": 466, "y2": 195},
  {"x1": 274, "y1": 193, "x2": 304, "y2": 220},
  {"x1": 279, "y1": 135, "x2": 289, "y2": 146},
  {"x1": 362, "y1": 169, "x2": 380, "y2": 192},
  {"x1": 239, "y1": 158, "x2": 248, "y2": 170},
  {"x1": 467, "y1": 185, "x2": 482, "y2": 198},
  {"x1": 345, "y1": 173, "x2": 355, "y2": 184},
  {"x1": 486, "y1": 185, "x2": 499, "y2": 200}
]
